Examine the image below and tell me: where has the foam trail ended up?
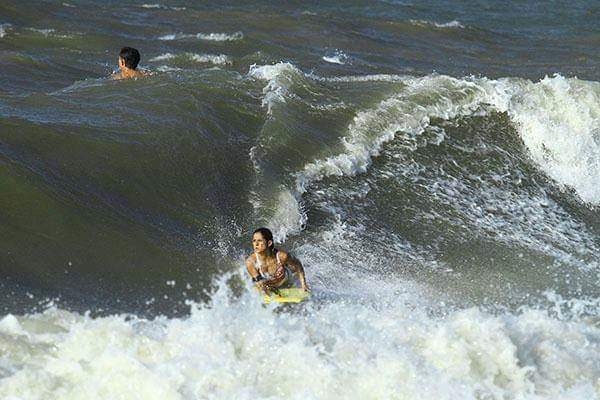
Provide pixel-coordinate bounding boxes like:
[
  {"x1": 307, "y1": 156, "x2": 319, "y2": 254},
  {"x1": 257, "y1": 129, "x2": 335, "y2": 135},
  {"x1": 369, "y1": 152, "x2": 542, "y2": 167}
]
[
  {"x1": 141, "y1": 4, "x2": 186, "y2": 10},
  {"x1": 25, "y1": 27, "x2": 74, "y2": 38},
  {"x1": 158, "y1": 32, "x2": 243, "y2": 41},
  {"x1": 149, "y1": 53, "x2": 177, "y2": 61},
  {"x1": 410, "y1": 19, "x2": 465, "y2": 29},
  {"x1": 149, "y1": 53, "x2": 231, "y2": 65}
]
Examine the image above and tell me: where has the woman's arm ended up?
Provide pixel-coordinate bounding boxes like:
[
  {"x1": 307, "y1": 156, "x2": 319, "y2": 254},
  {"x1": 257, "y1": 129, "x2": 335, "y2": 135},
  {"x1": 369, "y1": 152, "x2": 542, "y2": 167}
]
[
  {"x1": 280, "y1": 251, "x2": 309, "y2": 291},
  {"x1": 245, "y1": 256, "x2": 267, "y2": 293},
  {"x1": 245, "y1": 256, "x2": 260, "y2": 280}
]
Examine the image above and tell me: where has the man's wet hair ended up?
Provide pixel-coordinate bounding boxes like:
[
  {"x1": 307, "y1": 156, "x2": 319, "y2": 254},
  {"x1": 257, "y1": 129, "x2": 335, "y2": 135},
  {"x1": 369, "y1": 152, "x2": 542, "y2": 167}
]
[{"x1": 119, "y1": 47, "x2": 141, "y2": 69}]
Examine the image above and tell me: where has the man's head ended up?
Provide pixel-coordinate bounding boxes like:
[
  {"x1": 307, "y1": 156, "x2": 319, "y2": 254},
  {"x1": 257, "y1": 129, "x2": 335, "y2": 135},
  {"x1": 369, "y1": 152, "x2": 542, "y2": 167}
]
[{"x1": 119, "y1": 47, "x2": 141, "y2": 70}]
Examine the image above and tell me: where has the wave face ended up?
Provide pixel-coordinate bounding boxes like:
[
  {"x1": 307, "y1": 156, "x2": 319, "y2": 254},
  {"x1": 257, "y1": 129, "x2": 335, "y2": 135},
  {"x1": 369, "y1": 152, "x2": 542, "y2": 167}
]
[{"x1": 2, "y1": 1, "x2": 600, "y2": 398}]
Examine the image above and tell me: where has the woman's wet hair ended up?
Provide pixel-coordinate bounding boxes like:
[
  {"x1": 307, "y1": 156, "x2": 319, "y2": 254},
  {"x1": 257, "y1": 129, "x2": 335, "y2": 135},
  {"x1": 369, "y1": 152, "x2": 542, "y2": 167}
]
[
  {"x1": 119, "y1": 47, "x2": 141, "y2": 69},
  {"x1": 253, "y1": 227, "x2": 275, "y2": 250}
]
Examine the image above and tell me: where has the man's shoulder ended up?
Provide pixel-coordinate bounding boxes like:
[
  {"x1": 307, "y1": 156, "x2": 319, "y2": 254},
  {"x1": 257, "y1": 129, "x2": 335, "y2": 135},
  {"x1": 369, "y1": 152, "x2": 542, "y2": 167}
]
[{"x1": 134, "y1": 69, "x2": 151, "y2": 78}]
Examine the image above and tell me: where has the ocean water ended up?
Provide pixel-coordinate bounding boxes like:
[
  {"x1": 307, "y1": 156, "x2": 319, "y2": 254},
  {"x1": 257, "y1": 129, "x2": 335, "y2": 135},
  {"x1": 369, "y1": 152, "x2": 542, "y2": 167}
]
[{"x1": 1, "y1": 1, "x2": 600, "y2": 398}]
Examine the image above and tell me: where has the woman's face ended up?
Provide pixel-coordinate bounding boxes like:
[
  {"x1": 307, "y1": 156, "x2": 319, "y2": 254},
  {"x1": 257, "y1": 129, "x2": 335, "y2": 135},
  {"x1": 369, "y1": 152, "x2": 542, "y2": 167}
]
[{"x1": 252, "y1": 232, "x2": 270, "y2": 253}]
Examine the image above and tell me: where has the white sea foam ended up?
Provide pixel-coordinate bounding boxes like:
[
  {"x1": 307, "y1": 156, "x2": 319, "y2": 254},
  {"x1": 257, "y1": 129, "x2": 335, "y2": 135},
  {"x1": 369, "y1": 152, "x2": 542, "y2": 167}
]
[
  {"x1": 435, "y1": 20, "x2": 465, "y2": 29},
  {"x1": 197, "y1": 32, "x2": 243, "y2": 41},
  {"x1": 149, "y1": 53, "x2": 231, "y2": 65},
  {"x1": 410, "y1": 19, "x2": 465, "y2": 29},
  {"x1": 0, "y1": 314, "x2": 24, "y2": 336},
  {"x1": 158, "y1": 31, "x2": 243, "y2": 41},
  {"x1": 322, "y1": 55, "x2": 344, "y2": 65},
  {"x1": 0, "y1": 277, "x2": 598, "y2": 400},
  {"x1": 141, "y1": 4, "x2": 186, "y2": 10},
  {"x1": 322, "y1": 50, "x2": 349, "y2": 65},
  {"x1": 27, "y1": 28, "x2": 55, "y2": 36},
  {"x1": 189, "y1": 53, "x2": 231, "y2": 65},
  {"x1": 26, "y1": 27, "x2": 74, "y2": 38},
  {"x1": 149, "y1": 53, "x2": 177, "y2": 61},
  {"x1": 315, "y1": 73, "x2": 409, "y2": 83},
  {"x1": 0, "y1": 23, "x2": 10, "y2": 38},
  {"x1": 155, "y1": 65, "x2": 183, "y2": 72},
  {"x1": 157, "y1": 34, "x2": 178, "y2": 40}
]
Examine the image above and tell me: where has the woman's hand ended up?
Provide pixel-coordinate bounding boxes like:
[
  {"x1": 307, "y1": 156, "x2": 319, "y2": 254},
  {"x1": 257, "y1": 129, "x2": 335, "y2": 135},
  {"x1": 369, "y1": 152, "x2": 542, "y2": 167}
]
[
  {"x1": 255, "y1": 280, "x2": 267, "y2": 293},
  {"x1": 256, "y1": 280, "x2": 275, "y2": 295}
]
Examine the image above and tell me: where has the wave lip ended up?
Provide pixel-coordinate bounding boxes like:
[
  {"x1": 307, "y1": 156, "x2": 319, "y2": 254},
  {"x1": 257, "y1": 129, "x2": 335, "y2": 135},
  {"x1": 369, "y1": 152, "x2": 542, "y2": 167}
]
[
  {"x1": 158, "y1": 31, "x2": 243, "y2": 42},
  {"x1": 248, "y1": 62, "x2": 303, "y2": 116},
  {"x1": 473, "y1": 74, "x2": 600, "y2": 206}
]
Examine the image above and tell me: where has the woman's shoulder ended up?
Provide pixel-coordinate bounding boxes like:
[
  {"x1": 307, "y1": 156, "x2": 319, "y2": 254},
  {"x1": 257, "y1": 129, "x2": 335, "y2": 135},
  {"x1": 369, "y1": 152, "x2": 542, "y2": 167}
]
[
  {"x1": 275, "y1": 248, "x2": 289, "y2": 260},
  {"x1": 245, "y1": 253, "x2": 256, "y2": 264}
]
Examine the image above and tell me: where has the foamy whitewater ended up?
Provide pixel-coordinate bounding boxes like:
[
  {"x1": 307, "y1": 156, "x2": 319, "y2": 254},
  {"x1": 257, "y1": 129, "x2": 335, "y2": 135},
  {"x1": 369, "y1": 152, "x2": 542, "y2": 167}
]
[
  {"x1": 2, "y1": 2, "x2": 600, "y2": 399},
  {"x1": 1, "y1": 279, "x2": 599, "y2": 400}
]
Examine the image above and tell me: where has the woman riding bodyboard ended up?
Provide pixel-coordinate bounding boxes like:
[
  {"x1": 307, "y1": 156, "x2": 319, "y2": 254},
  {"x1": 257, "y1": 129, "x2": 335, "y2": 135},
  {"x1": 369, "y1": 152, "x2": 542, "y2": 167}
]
[{"x1": 245, "y1": 227, "x2": 309, "y2": 294}]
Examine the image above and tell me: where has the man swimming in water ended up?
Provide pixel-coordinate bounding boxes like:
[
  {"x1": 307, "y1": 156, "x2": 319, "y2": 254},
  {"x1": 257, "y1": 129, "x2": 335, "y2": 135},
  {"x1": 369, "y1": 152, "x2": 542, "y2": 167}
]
[
  {"x1": 113, "y1": 47, "x2": 148, "y2": 79},
  {"x1": 245, "y1": 227, "x2": 309, "y2": 294}
]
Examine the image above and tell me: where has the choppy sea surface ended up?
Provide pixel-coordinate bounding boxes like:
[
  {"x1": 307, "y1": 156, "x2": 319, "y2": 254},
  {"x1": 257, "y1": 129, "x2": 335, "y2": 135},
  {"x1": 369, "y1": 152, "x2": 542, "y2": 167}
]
[{"x1": 1, "y1": 1, "x2": 600, "y2": 398}]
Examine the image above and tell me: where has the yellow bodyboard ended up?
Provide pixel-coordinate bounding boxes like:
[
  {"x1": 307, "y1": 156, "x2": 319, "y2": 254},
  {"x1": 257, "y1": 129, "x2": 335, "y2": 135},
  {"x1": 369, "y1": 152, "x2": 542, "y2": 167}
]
[{"x1": 262, "y1": 288, "x2": 309, "y2": 304}]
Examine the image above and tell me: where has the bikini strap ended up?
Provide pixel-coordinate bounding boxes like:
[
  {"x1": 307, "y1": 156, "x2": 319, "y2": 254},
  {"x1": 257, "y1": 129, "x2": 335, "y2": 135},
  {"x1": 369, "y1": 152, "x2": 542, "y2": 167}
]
[{"x1": 255, "y1": 253, "x2": 262, "y2": 269}]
